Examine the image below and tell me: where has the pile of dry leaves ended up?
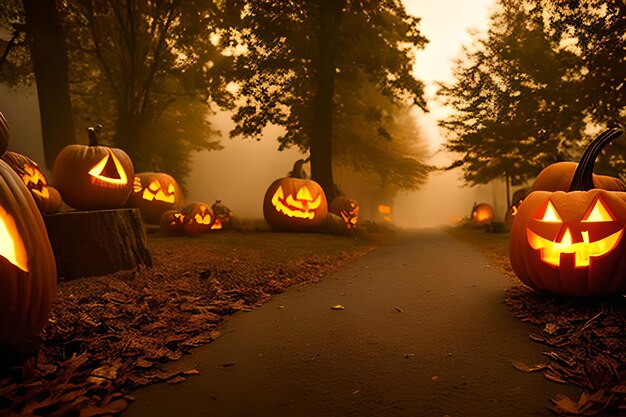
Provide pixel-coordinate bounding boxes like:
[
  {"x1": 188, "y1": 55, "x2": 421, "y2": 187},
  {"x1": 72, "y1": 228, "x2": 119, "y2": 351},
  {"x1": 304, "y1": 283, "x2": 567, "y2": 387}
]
[
  {"x1": 0, "y1": 231, "x2": 375, "y2": 416},
  {"x1": 507, "y1": 286, "x2": 626, "y2": 416}
]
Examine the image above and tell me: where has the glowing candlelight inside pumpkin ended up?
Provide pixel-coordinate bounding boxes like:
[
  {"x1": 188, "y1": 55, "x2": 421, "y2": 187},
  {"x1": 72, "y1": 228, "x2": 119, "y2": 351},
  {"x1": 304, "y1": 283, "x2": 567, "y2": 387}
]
[{"x1": 0, "y1": 206, "x2": 28, "y2": 272}]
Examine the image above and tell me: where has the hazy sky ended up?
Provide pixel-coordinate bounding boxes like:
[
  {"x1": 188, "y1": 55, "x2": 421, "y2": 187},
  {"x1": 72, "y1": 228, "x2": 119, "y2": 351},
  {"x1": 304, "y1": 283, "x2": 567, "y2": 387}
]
[{"x1": 403, "y1": 0, "x2": 495, "y2": 152}]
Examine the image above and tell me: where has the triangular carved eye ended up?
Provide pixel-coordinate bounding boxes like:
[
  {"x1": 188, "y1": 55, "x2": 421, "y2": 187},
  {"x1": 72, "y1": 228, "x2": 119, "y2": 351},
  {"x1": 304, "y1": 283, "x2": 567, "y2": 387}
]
[
  {"x1": 582, "y1": 198, "x2": 614, "y2": 222},
  {"x1": 535, "y1": 200, "x2": 562, "y2": 223}
]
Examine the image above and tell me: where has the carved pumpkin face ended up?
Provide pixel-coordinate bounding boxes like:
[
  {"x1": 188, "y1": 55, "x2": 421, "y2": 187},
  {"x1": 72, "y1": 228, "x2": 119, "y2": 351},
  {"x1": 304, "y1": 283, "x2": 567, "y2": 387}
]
[
  {"x1": 378, "y1": 204, "x2": 392, "y2": 222},
  {"x1": 471, "y1": 203, "x2": 493, "y2": 224},
  {"x1": 510, "y1": 128, "x2": 626, "y2": 296},
  {"x1": 159, "y1": 210, "x2": 189, "y2": 235},
  {"x1": 1, "y1": 151, "x2": 62, "y2": 214},
  {"x1": 0, "y1": 159, "x2": 56, "y2": 350},
  {"x1": 263, "y1": 178, "x2": 328, "y2": 231},
  {"x1": 510, "y1": 189, "x2": 626, "y2": 296},
  {"x1": 211, "y1": 200, "x2": 234, "y2": 230},
  {"x1": 0, "y1": 205, "x2": 28, "y2": 273},
  {"x1": 51, "y1": 128, "x2": 134, "y2": 210},
  {"x1": 181, "y1": 202, "x2": 213, "y2": 234},
  {"x1": 330, "y1": 196, "x2": 359, "y2": 229},
  {"x1": 127, "y1": 172, "x2": 183, "y2": 224}
]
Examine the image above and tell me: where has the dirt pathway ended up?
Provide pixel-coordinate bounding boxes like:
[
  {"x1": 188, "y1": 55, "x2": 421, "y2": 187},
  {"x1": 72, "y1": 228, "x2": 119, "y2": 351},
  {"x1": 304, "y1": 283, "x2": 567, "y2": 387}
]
[{"x1": 124, "y1": 229, "x2": 579, "y2": 417}]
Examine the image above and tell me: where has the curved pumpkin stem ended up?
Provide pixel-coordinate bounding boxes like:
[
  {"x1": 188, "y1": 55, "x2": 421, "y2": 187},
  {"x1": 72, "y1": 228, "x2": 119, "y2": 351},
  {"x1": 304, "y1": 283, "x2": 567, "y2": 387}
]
[
  {"x1": 569, "y1": 128, "x2": 623, "y2": 192},
  {"x1": 87, "y1": 127, "x2": 99, "y2": 147}
]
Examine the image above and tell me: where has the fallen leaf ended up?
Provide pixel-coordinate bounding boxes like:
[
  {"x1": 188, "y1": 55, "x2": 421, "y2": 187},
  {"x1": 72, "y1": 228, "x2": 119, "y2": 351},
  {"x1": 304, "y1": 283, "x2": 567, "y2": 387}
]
[
  {"x1": 550, "y1": 394, "x2": 581, "y2": 414},
  {"x1": 512, "y1": 360, "x2": 549, "y2": 373}
]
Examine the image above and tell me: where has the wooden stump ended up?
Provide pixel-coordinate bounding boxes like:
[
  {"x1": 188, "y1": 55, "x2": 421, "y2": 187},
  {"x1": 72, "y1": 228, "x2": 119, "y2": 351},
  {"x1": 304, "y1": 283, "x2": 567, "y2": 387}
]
[{"x1": 44, "y1": 208, "x2": 153, "y2": 281}]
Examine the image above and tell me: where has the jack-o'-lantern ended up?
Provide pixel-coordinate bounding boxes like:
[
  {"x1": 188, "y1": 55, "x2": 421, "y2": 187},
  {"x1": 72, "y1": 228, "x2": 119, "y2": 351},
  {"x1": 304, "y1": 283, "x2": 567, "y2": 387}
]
[
  {"x1": 181, "y1": 202, "x2": 213, "y2": 234},
  {"x1": 0, "y1": 111, "x2": 8, "y2": 157},
  {"x1": 0, "y1": 159, "x2": 56, "y2": 351},
  {"x1": 471, "y1": 203, "x2": 494, "y2": 225},
  {"x1": 378, "y1": 204, "x2": 392, "y2": 222},
  {"x1": 263, "y1": 177, "x2": 328, "y2": 232},
  {"x1": 127, "y1": 172, "x2": 183, "y2": 224},
  {"x1": 211, "y1": 200, "x2": 234, "y2": 230},
  {"x1": 51, "y1": 127, "x2": 134, "y2": 210},
  {"x1": 330, "y1": 196, "x2": 359, "y2": 229},
  {"x1": 510, "y1": 128, "x2": 626, "y2": 296},
  {"x1": 1, "y1": 151, "x2": 62, "y2": 214},
  {"x1": 159, "y1": 210, "x2": 189, "y2": 235}
]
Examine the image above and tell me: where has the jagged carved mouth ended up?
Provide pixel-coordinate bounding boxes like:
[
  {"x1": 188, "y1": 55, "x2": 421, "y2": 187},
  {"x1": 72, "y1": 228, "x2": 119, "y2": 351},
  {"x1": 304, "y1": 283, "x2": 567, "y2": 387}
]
[
  {"x1": 527, "y1": 227, "x2": 623, "y2": 268},
  {"x1": 271, "y1": 185, "x2": 322, "y2": 219}
]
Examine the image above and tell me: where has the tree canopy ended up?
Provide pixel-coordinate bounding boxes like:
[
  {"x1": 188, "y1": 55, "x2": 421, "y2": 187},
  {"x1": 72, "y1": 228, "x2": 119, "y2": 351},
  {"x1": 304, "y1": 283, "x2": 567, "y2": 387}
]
[
  {"x1": 439, "y1": 0, "x2": 624, "y2": 196},
  {"x1": 222, "y1": 0, "x2": 429, "y2": 200}
]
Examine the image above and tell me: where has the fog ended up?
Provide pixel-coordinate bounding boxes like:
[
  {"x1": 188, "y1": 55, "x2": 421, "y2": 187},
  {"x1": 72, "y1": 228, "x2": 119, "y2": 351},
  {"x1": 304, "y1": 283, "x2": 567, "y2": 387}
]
[
  {"x1": 0, "y1": 83, "x2": 509, "y2": 228},
  {"x1": 185, "y1": 107, "x2": 508, "y2": 226}
]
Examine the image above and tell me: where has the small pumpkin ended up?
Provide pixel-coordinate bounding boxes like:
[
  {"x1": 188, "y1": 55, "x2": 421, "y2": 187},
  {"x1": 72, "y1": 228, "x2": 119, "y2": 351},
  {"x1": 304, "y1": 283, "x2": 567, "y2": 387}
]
[
  {"x1": 210, "y1": 200, "x2": 234, "y2": 230},
  {"x1": 329, "y1": 196, "x2": 359, "y2": 229},
  {"x1": 0, "y1": 111, "x2": 9, "y2": 157},
  {"x1": 127, "y1": 170, "x2": 183, "y2": 224},
  {"x1": 0, "y1": 159, "x2": 57, "y2": 351},
  {"x1": 1, "y1": 151, "x2": 62, "y2": 214},
  {"x1": 159, "y1": 210, "x2": 189, "y2": 235},
  {"x1": 52, "y1": 127, "x2": 134, "y2": 210},
  {"x1": 471, "y1": 202, "x2": 494, "y2": 225},
  {"x1": 510, "y1": 128, "x2": 626, "y2": 296},
  {"x1": 181, "y1": 202, "x2": 213, "y2": 234},
  {"x1": 263, "y1": 176, "x2": 328, "y2": 232}
]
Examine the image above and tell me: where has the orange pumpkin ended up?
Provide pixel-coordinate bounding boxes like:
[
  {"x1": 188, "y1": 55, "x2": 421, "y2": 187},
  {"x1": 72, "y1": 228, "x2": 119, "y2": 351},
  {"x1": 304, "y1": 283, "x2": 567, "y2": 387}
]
[
  {"x1": 510, "y1": 128, "x2": 626, "y2": 296},
  {"x1": 52, "y1": 127, "x2": 134, "y2": 210},
  {"x1": 128, "y1": 172, "x2": 183, "y2": 224},
  {"x1": 211, "y1": 200, "x2": 234, "y2": 230},
  {"x1": 0, "y1": 159, "x2": 57, "y2": 351},
  {"x1": 159, "y1": 210, "x2": 189, "y2": 235},
  {"x1": 1, "y1": 151, "x2": 62, "y2": 214},
  {"x1": 263, "y1": 177, "x2": 328, "y2": 232},
  {"x1": 471, "y1": 203, "x2": 494, "y2": 225},
  {"x1": 181, "y1": 202, "x2": 213, "y2": 234},
  {"x1": 329, "y1": 196, "x2": 359, "y2": 229}
]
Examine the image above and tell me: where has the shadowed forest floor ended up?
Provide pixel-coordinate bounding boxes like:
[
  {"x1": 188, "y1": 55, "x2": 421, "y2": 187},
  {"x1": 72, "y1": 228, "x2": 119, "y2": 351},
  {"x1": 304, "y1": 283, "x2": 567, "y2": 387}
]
[{"x1": 0, "y1": 228, "x2": 381, "y2": 416}]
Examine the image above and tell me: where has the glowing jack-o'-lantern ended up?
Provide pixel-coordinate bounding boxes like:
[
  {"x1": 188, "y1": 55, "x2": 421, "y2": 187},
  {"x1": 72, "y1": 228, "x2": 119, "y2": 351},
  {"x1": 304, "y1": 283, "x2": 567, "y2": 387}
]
[
  {"x1": 263, "y1": 177, "x2": 328, "y2": 231},
  {"x1": 0, "y1": 159, "x2": 56, "y2": 351},
  {"x1": 127, "y1": 172, "x2": 183, "y2": 224},
  {"x1": 510, "y1": 128, "x2": 626, "y2": 296},
  {"x1": 52, "y1": 127, "x2": 134, "y2": 210},
  {"x1": 159, "y1": 210, "x2": 189, "y2": 235},
  {"x1": 378, "y1": 204, "x2": 392, "y2": 222},
  {"x1": 181, "y1": 202, "x2": 214, "y2": 234},
  {"x1": 330, "y1": 196, "x2": 359, "y2": 229},
  {"x1": 471, "y1": 203, "x2": 494, "y2": 225},
  {"x1": 211, "y1": 200, "x2": 234, "y2": 230},
  {"x1": 1, "y1": 151, "x2": 62, "y2": 214}
]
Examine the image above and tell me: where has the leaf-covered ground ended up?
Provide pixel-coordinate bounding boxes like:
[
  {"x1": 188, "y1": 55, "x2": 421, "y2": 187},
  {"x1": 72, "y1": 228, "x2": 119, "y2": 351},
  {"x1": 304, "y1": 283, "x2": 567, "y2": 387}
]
[
  {"x1": 0, "y1": 228, "x2": 381, "y2": 416},
  {"x1": 448, "y1": 226, "x2": 626, "y2": 416}
]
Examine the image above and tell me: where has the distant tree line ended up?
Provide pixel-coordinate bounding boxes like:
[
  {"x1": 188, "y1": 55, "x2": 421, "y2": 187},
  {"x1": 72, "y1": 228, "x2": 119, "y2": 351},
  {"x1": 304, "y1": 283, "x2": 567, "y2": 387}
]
[
  {"x1": 439, "y1": 0, "x2": 625, "y2": 205},
  {"x1": 0, "y1": 0, "x2": 432, "y2": 197}
]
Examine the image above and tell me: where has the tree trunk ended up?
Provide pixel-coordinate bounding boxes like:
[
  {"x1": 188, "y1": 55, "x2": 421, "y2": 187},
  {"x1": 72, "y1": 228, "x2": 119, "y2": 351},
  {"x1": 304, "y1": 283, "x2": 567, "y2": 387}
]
[
  {"x1": 114, "y1": 110, "x2": 147, "y2": 170},
  {"x1": 44, "y1": 208, "x2": 152, "y2": 280},
  {"x1": 22, "y1": 0, "x2": 76, "y2": 170},
  {"x1": 309, "y1": 0, "x2": 344, "y2": 203}
]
